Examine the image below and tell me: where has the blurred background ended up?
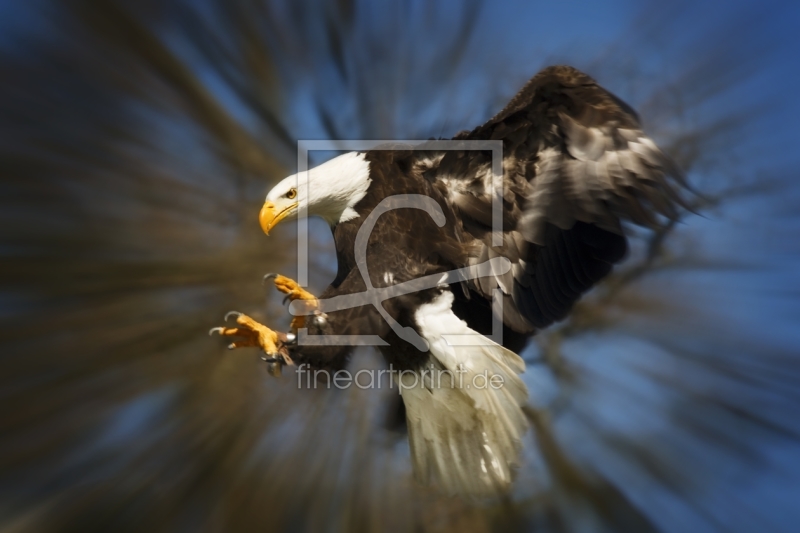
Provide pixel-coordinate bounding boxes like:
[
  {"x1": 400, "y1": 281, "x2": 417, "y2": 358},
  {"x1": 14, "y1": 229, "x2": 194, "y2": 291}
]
[{"x1": 1, "y1": 0, "x2": 799, "y2": 531}]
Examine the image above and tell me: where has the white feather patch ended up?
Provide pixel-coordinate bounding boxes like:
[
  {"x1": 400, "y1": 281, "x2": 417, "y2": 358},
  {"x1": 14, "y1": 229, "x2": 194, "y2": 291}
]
[{"x1": 401, "y1": 291, "x2": 529, "y2": 497}]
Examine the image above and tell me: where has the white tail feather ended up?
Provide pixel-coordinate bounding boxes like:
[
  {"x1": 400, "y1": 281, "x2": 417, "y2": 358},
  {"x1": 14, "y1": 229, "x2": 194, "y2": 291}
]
[{"x1": 401, "y1": 291, "x2": 529, "y2": 497}]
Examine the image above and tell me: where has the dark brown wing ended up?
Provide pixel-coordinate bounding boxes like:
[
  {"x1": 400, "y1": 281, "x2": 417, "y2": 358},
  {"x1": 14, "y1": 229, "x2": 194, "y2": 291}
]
[{"x1": 434, "y1": 65, "x2": 688, "y2": 332}]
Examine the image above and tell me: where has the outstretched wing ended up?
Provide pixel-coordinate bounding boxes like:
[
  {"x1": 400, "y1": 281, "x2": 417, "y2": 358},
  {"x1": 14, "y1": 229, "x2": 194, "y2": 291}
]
[{"x1": 432, "y1": 65, "x2": 688, "y2": 333}]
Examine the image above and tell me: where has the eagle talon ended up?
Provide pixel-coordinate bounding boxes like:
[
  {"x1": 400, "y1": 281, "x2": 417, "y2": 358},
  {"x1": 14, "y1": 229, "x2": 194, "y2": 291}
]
[
  {"x1": 262, "y1": 273, "x2": 278, "y2": 285},
  {"x1": 209, "y1": 312, "x2": 287, "y2": 357},
  {"x1": 264, "y1": 274, "x2": 320, "y2": 332},
  {"x1": 270, "y1": 275, "x2": 317, "y2": 303}
]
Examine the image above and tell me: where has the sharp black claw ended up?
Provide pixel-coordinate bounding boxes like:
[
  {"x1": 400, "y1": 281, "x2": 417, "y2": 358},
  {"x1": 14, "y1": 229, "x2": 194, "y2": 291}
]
[
  {"x1": 265, "y1": 362, "x2": 282, "y2": 377},
  {"x1": 282, "y1": 294, "x2": 291, "y2": 305},
  {"x1": 262, "y1": 273, "x2": 278, "y2": 285},
  {"x1": 208, "y1": 327, "x2": 224, "y2": 336},
  {"x1": 260, "y1": 353, "x2": 283, "y2": 363}
]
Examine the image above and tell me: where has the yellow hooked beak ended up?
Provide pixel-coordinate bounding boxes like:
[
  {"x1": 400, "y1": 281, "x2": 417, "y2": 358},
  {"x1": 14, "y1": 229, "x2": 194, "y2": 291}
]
[{"x1": 259, "y1": 201, "x2": 298, "y2": 235}]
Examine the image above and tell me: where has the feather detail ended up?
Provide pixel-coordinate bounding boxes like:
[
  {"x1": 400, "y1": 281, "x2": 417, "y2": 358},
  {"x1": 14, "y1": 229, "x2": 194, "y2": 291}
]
[{"x1": 402, "y1": 291, "x2": 528, "y2": 497}]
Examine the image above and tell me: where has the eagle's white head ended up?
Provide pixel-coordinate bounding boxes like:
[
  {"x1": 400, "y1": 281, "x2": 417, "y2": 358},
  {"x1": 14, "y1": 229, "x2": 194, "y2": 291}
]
[{"x1": 259, "y1": 152, "x2": 371, "y2": 234}]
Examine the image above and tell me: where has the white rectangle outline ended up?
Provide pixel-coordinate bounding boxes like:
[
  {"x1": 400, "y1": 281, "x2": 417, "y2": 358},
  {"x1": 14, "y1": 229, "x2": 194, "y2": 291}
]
[{"x1": 295, "y1": 139, "x2": 504, "y2": 346}]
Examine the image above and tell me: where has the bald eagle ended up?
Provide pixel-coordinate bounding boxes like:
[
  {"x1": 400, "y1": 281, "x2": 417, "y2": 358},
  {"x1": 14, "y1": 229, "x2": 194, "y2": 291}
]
[{"x1": 210, "y1": 66, "x2": 687, "y2": 497}]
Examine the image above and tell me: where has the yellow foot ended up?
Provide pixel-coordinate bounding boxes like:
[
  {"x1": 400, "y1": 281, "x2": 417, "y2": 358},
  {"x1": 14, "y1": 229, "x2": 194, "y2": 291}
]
[
  {"x1": 264, "y1": 274, "x2": 318, "y2": 331},
  {"x1": 209, "y1": 312, "x2": 294, "y2": 374}
]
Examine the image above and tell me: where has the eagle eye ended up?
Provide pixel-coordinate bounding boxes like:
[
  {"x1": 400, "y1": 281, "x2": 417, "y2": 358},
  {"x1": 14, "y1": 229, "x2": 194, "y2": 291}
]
[{"x1": 286, "y1": 188, "x2": 297, "y2": 200}]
